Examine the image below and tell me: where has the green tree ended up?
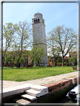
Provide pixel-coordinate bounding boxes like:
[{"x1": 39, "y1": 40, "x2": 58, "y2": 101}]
[
  {"x1": 47, "y1": 36, "x2": 61, "y2": 66},
  {"x1": 72, "y1": 56, "x2": 77, "y2": 65},
  {"x1": 13, "y1": 21, "x2": 32, "y2": 67},
  {"x1": 68, "y1": 57, "x2": 71, "y2": 65},
  {"x1": 5, "y1": 56, "x2": 12, "y2": 65},
  {"x1": 3, "y1": 23, "x2": 17, "y2": 67},
  {"x1": 14, "y1": 57, "x2": 24, "y2": 67},
  {"x1": 14, "y1": 56, "x2": 18, "y2": 64},
  {"x1": 31, "y1": 45, "x2": 45, "y2": 66},
  {"x1": 19, "y1": 57, "x2": 24, "y2": 64},
  {"x1": 3, "y1": 23, "x2": 16, "y2": 57},
  {"x1": 48, "y1": 25, "x2": 77, "y2": 66}
]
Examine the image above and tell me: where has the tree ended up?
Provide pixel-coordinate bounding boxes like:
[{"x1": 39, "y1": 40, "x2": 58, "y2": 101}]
[
  {"x1": 13, "y1": 21, "x2": 32, "y2": 67},
  {"x1": 47, "y1": 36, "x2": 61, "y2": 66},
  {"x1": 14, "y1": 57, "x2": 24, "y2": 67},
  {"x1": 3, "y1": 23, "x2": 16, "y2": 57},
  {"x1": 72, "y1": 56, "x2": 77, "y2": 65},
  {"x1": 3, "y1": 23, "x2": 17, "y2": 66},
  {"x1": 5, "y1": 56, "x2": 12, "y2": 65},
  {"x1": 3, "y1": 21, "x2": 32, "y2": 68},
  {"x1": 19, "y1": 57, "x2": 24, "y2": 64},
  {"x1": 48, "y1": 25, "x2": 77, "y2": 66},
  {"x1": 30, "y1": 45, "x2": 45, "y2": 66},
  {"x1": 68, "y1": 57, "x2": 71, "y2": 65}
]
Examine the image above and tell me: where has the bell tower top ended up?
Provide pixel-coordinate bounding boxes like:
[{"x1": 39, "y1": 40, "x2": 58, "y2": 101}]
[
  {"x1": 34, "y1": 13, "x2": 43, "y2": 18},
  {"x1": 32, "y1": 13, "x2": 45, "y2": 24}
]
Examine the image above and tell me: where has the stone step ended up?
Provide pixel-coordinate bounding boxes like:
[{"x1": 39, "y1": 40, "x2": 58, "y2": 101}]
[
  {"x1": 21, "y1": 94, "x2": 37, "y2": 101},
  {"x1": 30, "y1": 85, "x2": 47, "y2": 91},
  {"x1": 16, "y1": 98, "x2": 31, "y2": 105},
  {"x1": 25, "y1": 89, "x2": 40, "y2": 97},
  {"x1": 29, "y1": 84, "x2": 49, "y2": 97},
  {"x1": 3, "y1": 84, "x2": 30, "y2": 98}
]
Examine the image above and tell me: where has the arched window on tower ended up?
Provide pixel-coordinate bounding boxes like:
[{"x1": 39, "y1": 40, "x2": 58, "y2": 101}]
[
  {"x1": 34, "y1": 19, "x2": 40, "y2": 23},
  {"x1": 38, "y1": 19, "x2": 40, "y2": 22},
  {"x1": 35, "y1": 20, "x2": 36, "y2": 23}
]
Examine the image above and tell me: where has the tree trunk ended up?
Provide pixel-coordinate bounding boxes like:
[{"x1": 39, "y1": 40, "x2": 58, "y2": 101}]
[
  {"x1": 62, "y1": 56, "x2": 64, "y2": 67},
  {"x1": 16, "y1": 58, "x2": 20, "y2": 67},
  {"x1": 11, "y1": 62, "x2": 13, "y2": 68},
  {"x1": 54, "y1": 57, "x2": 56, "y2": 66},
  {"x1": 16, "y1": 55, "x2": 21, "y2": 68},
  {"x1": 37, "y1": 61, "x2": 39, "y2": 66}
]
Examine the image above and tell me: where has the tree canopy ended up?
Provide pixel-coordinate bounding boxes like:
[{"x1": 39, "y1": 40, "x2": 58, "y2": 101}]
[
  {"x1": 48, "y1": 25, "x2": 77, "y2": 66},
  {"x1": 3, "y1": 21, "x2": 32, "y2": 67}
]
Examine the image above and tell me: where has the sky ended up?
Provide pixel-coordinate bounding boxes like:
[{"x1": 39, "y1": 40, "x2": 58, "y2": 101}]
[
  {"x1": 3, "y1": 2, "x2": 77, "y2": 56},
  {"x1": 3, "y1": 2, "x2": 77, "y2": 34}
]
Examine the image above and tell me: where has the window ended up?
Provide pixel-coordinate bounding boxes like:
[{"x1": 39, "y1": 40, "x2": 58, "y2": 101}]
[
  {"x1": 38, "y1": 19, "x2": 40, "y2": 22},
  {"x1": 34, "y1": 19, "x2": 40, "y2": 23}
]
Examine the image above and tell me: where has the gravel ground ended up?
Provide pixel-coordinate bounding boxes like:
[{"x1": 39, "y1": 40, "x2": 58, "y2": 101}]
[{"x1": 3, "y1": 71, "x2": 78, "y2": 89}]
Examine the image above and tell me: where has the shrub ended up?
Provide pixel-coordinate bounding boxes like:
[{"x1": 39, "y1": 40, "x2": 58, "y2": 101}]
[
  {"x1": 47, "y1": 65, "x2": 52, "y2": 67},
  {"x1": 5, "y1": 56, "x2": 12, "y2": 64}
]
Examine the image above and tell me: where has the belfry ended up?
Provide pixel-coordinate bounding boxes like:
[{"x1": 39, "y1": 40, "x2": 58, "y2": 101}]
[{"x1": 32, "y1": 13, "x2": 48, "y2": 66}]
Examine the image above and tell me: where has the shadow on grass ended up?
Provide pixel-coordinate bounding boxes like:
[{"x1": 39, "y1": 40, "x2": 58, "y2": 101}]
[
  {"x1": 3, "y1": 65, "x2": 77, "y2": 69},
  {"x1": 3, "y1": 66, "x2": 48, "y2": 69}
]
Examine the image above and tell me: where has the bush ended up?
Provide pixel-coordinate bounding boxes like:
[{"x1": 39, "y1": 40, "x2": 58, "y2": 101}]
[
  {"x1": 58, "y1": 64, "x2": 62, "y2": 66},
  {"x1": 47, "y1": 65, "x2": 52, "y2": 67},
  {"x1": 5, "y1": 56, "x2": 12, "y2": 64},
  {"x1": 23, "y1": 65, "x2": 33, "y2": 68}
]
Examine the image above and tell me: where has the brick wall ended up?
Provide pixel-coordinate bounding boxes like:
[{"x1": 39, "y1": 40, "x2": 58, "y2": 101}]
[{"x1": 44, "y1": 77, "x2": 78, "y2": 94}]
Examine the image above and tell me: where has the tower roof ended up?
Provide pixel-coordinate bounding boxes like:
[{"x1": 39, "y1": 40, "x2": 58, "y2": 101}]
[{"x1": 34, "y1": 13, "x2": 43, "y2": 18}]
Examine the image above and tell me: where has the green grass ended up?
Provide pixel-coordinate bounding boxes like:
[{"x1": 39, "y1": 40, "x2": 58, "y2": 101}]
[{"x1": 3, "y1": 66, "x2": 77, "y2": 81}]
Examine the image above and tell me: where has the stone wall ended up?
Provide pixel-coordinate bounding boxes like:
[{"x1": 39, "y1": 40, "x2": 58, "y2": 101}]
[
  {"x1": 38, "y1": 77, "x2": 78, "y2": 103},
  {"x1": 44, "y1": 77, "x2": 77, "y2": 94}
]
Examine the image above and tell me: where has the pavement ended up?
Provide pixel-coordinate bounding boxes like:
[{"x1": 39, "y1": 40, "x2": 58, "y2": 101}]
[{"x1": 3, "y1": 71, "x2": 78, "y2": 89}]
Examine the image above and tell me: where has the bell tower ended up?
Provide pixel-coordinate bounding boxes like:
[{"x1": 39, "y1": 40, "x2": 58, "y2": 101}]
[{"x1": 32, "y1": 13, "x2": 48, "y2": 66}]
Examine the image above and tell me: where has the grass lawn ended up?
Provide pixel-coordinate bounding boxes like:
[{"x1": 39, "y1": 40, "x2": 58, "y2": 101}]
[{"x1": 3, "y1": 66, "x2": 77, "y2": 81}]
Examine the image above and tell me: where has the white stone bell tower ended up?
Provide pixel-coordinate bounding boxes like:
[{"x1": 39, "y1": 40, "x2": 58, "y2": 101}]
[{"x1": 32, "y1": 13, "x2": 48, "y2": 66}]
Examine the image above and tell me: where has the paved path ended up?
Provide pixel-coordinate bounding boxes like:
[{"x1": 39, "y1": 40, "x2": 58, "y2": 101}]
[{"x1": 3, "y1": 71, "x2": 78, "y2": 89}]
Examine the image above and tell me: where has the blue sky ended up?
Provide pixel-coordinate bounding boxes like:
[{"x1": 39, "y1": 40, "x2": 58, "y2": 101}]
[
  {"x1": 3, "y1": 2, "x2": 77, "y2": 55},
  {"x1": 3, "y1": 3, "x2": 77, "y2": 36}
]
